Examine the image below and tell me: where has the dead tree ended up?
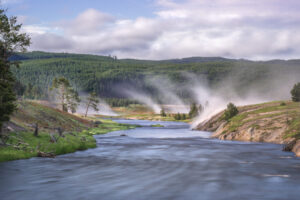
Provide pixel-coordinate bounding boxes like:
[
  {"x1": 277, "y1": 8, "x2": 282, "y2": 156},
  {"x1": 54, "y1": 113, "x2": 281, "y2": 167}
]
[
  {"x1": 33, "y1": 123, "x2": 39, "y2": 137},
  {"x1": 57, "y1": 127, "x2": 64, "y2": 137}
]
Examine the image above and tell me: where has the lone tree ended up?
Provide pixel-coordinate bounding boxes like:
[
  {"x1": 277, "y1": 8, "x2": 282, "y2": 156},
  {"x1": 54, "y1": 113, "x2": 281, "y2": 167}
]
[
  {"x1": 291, "y1": 83, "x2": 300, "y2": 102},
  {"x1": 0, "y1": 8, "x2": 30, "y2": 135},
  {"x1": 224, "y1": 103, "x2": 238, "y2": 121},
  {"x1": 85, "y1": 92, "x2": 99, "y2": 117},
  {"x1": 50, "y1": 77, "x2": 80, "y2": 113}
]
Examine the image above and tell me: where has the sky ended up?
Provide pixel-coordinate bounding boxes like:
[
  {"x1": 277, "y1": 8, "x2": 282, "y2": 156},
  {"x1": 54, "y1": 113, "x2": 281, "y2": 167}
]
[{"x1": 3, "y1": 0, "x2": 300, "y2": 60}]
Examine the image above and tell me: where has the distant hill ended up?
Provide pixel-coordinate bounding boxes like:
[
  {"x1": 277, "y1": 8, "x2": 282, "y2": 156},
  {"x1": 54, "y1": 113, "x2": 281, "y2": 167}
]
[{"x1": 11, "y1": 51, "x2": 300, "y2": 101}]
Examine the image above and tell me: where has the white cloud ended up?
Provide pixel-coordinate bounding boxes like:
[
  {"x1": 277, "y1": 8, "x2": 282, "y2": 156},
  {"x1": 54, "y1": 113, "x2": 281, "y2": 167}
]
[
  {"x1": 62, "y1": 9, "x2": 115, "y2": 36},
  {"x1": 24, "y1": 0, "x2": 300, "y2": 60}
]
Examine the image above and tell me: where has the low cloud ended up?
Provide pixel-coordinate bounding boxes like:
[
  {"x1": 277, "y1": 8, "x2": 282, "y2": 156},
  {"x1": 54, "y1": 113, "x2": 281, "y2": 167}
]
[
  {"x1": 30, "y1": 33, "x2": 73, "y2": 52},
  {"x1": 21, "y1": 0, "x2": 300, "y2": 59}
]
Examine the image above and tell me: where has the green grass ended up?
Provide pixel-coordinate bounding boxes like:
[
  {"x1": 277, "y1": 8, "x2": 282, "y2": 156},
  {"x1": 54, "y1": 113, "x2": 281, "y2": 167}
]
[
  {"x1": 0, "y1": 119, "x2": 138, "y2": 162},
  {"x1": 283, "y1": 115, "x2": 300, "y2": 139},
  {"x1": 0, "y1": 131, "x2": 96, "y2": 162},
  {"x1": 226, "y1": 113, "x2": 249, "y2": 132},
  {"x1": 83, "y1": 119, "x2": 139, "y2": 135},
  {"x1": 151, "y1": 124, "x2": 164, "y2": 127}
]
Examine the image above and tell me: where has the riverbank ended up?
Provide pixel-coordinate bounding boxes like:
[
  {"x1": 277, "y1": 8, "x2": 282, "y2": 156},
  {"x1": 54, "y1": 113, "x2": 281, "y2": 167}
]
[
  {"x1": 0, "y1": 101, "x2": 137, "y2": 162},
  {"x1": 196, "y1": 101, "x2": 300, "y2": 156},
  {"x1": 104, "y1": 105, "x2": 191, "y2": 123}
]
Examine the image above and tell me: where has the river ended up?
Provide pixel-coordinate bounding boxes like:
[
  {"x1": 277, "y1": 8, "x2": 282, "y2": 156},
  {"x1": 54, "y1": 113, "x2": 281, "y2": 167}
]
[{"x1": 1, "y1": 119, "x2": 300, "y2": 200}]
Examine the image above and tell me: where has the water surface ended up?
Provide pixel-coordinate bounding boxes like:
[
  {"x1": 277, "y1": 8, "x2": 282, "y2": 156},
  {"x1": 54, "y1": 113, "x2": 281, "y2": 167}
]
[{"x1": 1, "y1": 119, "x2": 300, "y2": 200}]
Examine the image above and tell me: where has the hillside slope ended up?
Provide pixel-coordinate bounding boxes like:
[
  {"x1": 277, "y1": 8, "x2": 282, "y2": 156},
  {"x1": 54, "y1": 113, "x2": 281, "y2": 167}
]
[
  {"x1": 11, "y1": 51, "x2": 300, "y2": 101},
  {"x1": 8, "y1": 100, "x2": 92, "y2": 133},
  {"x1": 197, "y1": 101, "x2": 300, "y2": 156}
]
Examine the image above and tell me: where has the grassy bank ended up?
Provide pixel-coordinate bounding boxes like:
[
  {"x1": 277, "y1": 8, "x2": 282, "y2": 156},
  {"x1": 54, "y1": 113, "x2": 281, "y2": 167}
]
[
  {"x1": 0, "y1": 131, "x2": 96, "y2": 162},
  {"x1": 0, "y1": 119, "x2": 138, "y2": 162},
  {"x1": 224, "y1": 101, "x2": 300, "y2": 140},
  {"x1": 0, "y1": 101, "x2": 138, "y2": 162}
]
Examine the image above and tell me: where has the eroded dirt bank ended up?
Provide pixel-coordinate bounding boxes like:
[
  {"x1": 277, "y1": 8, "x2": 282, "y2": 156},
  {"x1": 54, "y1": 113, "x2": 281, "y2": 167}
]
[{"x1": 196, "y1": 101, "x2": 300, "y2": 156}]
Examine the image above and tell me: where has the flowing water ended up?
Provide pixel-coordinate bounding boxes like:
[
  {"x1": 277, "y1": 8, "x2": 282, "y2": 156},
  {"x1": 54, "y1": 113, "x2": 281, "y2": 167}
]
[{"x1": 1, "y1": 119, "x2": 300, "y2": 200}]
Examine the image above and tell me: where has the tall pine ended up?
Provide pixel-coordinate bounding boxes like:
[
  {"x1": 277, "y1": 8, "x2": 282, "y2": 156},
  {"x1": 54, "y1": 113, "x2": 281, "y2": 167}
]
[{"x1": 0, "y1": 8, "x2": 30, "y2": 135}]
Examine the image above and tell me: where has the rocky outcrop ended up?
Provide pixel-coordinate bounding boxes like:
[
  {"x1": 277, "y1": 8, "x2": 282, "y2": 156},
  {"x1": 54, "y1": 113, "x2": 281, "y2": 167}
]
[
  {"x1": 197, "y1": 101, "x2": 300, "y2": 157},
  {"x1": 292, "y1": 141, "x2": 300, "y2": 157},
  {"x1": 2, "y1": 121, "x2": 26, "y2": 133}
]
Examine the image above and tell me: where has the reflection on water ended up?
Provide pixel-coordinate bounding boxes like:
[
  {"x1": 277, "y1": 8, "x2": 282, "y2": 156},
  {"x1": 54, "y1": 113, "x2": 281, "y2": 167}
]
[{"x1": 1, "y1": 119, "x2": 300, "y2": 200}]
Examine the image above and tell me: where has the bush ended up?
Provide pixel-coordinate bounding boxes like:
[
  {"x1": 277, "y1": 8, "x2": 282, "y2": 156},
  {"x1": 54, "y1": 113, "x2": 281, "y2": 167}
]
[
  {"x1": 160, "y1": 109, "x2": 166, "y2": 117},
  {"x1": 291, "y1": 83, "x2": 300, "y2": 102},
  {"x1": 224, "y1": 103, "x2": 238, "y2": 121},
  {"x1": 280, "y1": 102, "x2": 286, "y2": 106}
]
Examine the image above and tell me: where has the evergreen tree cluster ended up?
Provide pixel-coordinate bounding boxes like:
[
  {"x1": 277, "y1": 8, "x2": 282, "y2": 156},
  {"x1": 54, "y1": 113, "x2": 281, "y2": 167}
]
[
  {"x1": 105, "y1": 98, "x2": 140, "y2": 107},
  {"x1": 174, "y1": 113, "x2": 187, "y2": 120}
]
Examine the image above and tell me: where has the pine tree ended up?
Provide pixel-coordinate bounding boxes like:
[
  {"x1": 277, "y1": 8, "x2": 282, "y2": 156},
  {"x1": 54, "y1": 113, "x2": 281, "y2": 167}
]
[
  {"x1": 85, "y1": 92, "x2": 99, "y2": 117},
  {"x1": 189, "y1": 103, "x2": 199, "y2": 118},
  {"x1": 291, "y1": 83, "x2": 300, "y2": 102},
  {"x1": 68, "y1": 89, "x2": 80, "y2": 113},
  {"x1": 0, "y1": 8, "x2": 30, "y2": 135},
  {"x1": 50, "y1": 77, "x2": 80, "y2": 113}
]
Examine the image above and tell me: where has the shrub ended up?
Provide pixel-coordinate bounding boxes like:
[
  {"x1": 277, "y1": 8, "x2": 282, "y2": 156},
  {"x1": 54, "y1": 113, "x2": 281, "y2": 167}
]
[
  {"x1": 224, "y1": 103, "x2": 238, "y2": 121},
  {"x1": 280, "y1": 102, "x2": 286, "y2": 106},
  {"x1": 160, "y1": 109, "x2": 167, "y2": 117}
]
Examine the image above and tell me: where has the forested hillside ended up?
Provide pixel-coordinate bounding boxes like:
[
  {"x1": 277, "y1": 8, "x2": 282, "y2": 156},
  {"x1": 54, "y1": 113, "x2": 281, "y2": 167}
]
[{"x1": 12, "y1": 51, "x2": 300, "y2": 102}]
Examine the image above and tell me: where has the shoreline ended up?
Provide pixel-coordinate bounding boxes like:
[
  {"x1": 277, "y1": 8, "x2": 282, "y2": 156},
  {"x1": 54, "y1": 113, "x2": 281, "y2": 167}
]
[{"x1": 0, "y1": 119, "x2": 138, "y2": 162}]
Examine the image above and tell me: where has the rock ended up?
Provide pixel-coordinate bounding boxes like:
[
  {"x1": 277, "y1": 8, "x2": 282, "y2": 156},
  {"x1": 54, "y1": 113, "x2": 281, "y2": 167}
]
[
  {"x1": 120, "y1": 134, "x2": 127, "y2": 137},
  {"x1": 49, "y1": 133, "x2": 58, "y2": 143},
  {"x1": 2, "y1": 121, "x2": 26, "y2": 133},
  {"x1": 283, "y1": 140, "x2": 297, "y2": 152},
  {"x1": 292, "y1": 140, "x2": 300, "y2": 157},
  {"x1": 37, "y1": 151, "x2": 56, "y2": 158}
]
